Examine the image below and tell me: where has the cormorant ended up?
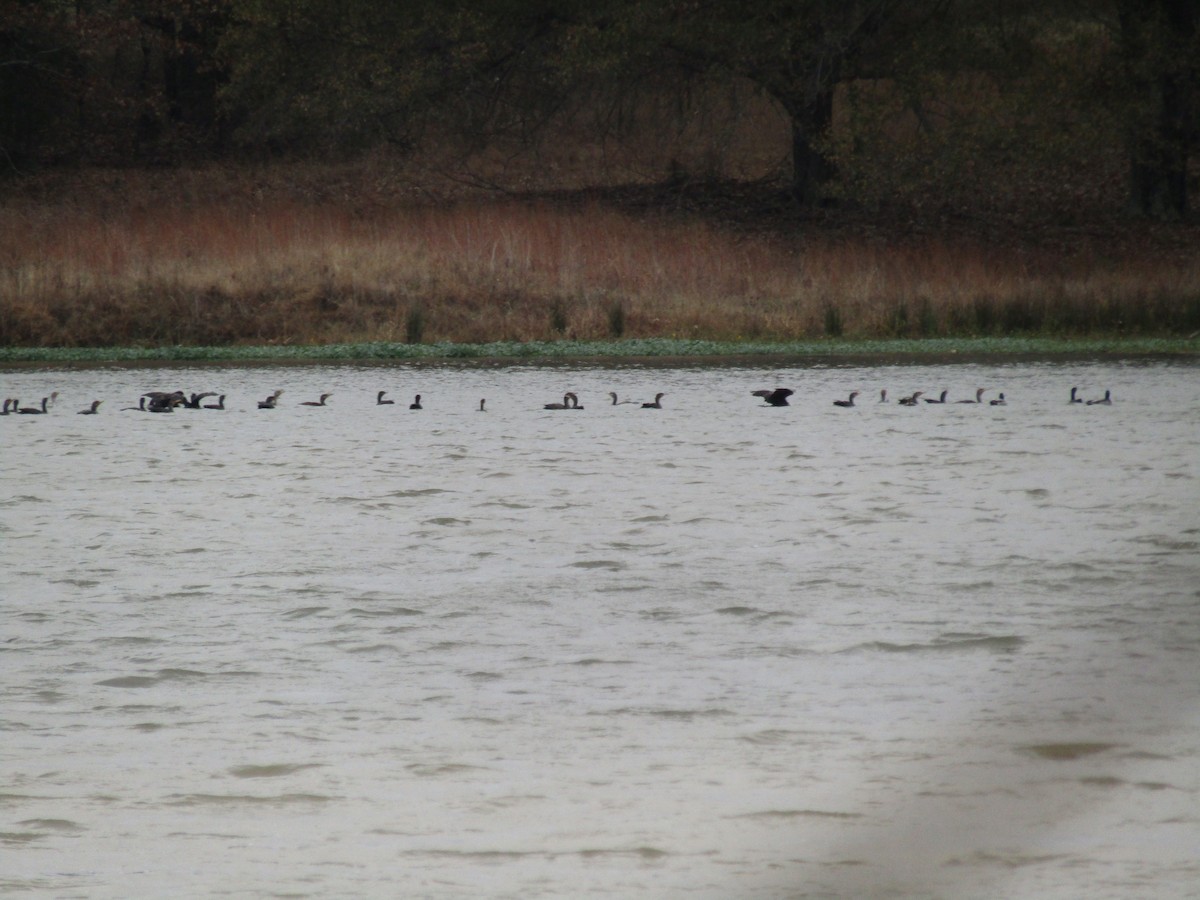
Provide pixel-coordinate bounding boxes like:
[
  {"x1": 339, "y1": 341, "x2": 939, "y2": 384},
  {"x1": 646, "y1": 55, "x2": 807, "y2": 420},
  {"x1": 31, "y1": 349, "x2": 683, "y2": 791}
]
[
  {"x1": 258, "y1": 390, "x2": 283, "y2": 409},
  {"x1": 182, "y1": 392, "x2": 216, "y2": 409},
  {"x1": 752, "y1": 388, "x2": 794, "y2": 407}
]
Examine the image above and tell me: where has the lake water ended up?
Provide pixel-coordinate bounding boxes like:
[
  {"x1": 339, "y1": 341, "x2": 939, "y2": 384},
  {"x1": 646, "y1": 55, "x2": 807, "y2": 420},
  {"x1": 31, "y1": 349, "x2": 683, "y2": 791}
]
[{"x1": 2, "y1": 358, "x2": 1198, "y2": 898}]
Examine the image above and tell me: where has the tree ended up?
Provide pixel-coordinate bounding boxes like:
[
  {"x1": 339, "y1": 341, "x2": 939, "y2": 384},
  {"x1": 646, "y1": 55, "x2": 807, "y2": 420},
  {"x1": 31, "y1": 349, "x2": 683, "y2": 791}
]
[
  {"x1": 217, "y1": 0, "x2": 950, "y2": 201},
  {"x1": 131, "y1": 0, "x2": 233, "y2": 155},
  {"x1": 595, "y1": 0, "x2": 949, "y2": 203},
  {"x1": 217, "y1": 0, "x2": 573, "y2": 153},
  {"x1": 1, "y1": 1, "x2": 86, "y2": 167},
  {"x1": 1115, "y1": 0, "x2": 1199, "y2": 218},
  {"x1": 1, "y1": 0, "x2": 232, "y2": 168}
]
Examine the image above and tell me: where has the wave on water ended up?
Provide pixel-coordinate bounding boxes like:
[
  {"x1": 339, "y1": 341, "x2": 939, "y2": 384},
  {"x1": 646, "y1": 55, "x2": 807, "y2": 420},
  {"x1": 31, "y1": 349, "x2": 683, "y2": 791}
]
[
  {"x1": 281, "y1": 606, "x2": 330, "y2": 619},
  {"x1": 570, "y1": 657, "x2": 634, "y2": 667},
  {"x1": 163, "y1": 793, "x2": 336, "y2": 807},
  {"x1": 347, "y1": 606, "x2": 424, "y2": 618},
  {"x1": 731, "y1": 808, "x2": 863, "y2": 820},
  {"x1": 392, "y1": 845, "x2": 671, "y2": 861},
  {"x1": 95, "y1": 669, "x2": 211, "y2": 688},
  {"x1": 568, "y1": 559, "x2": 626, "y2": 570},
  {"x1": 846, "y1": 634, "x2": 1024, "y2": 654},
  {"x1": 227, "y1": 763, "x2": 323, "y2": 779},
  {"x1": 1016, "y1": 742, "x2": 1121, "y2": 760},
  {"x1": 599, "y1": 706, "x2": 735, "y2": 721},
  {"x1": 15, "y1": 819, "x2": 85, "y2": 832}
]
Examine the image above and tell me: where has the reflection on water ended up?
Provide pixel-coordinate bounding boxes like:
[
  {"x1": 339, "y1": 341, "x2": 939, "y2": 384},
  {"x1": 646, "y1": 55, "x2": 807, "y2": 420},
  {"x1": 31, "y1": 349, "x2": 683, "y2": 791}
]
[{"x1": 2, "y1": 360, "x2": 1199, "y2": 898}]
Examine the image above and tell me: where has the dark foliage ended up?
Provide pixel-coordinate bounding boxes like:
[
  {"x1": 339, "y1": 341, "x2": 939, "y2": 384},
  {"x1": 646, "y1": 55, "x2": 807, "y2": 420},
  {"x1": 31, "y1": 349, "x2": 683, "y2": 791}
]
[{"x1": 1, "y1": 1, "x2": 1196, "y2": 218}]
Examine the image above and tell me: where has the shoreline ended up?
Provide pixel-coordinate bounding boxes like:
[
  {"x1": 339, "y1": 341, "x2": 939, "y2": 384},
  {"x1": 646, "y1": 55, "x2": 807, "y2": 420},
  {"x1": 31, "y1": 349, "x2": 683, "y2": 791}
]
[{"x1": 2, "y1": 336, "x2": 1197, "y2": 369}]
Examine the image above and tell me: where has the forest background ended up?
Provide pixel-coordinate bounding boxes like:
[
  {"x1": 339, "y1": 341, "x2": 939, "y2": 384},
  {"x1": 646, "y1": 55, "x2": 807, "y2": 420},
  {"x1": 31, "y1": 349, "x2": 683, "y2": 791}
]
[{"x1": 2, "y1": 0, "x2": 1198, "y2": 348}]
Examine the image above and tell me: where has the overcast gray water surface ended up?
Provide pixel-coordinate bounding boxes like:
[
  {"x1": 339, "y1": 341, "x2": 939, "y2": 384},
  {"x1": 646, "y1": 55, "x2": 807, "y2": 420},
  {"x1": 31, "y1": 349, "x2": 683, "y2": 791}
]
[{"x1": 2, "y1": 360, "x2": 1198, "y2": 898}]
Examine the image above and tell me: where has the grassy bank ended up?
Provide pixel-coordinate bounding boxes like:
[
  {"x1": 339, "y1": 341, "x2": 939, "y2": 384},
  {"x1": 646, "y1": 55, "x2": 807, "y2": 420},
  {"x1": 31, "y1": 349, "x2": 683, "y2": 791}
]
[
  {"x1": 2, "y1": 336, "x2": 1197, "y2": 366},
  {"x1": 4, "y1": 166, "x2": 1200, "y2": 349}
]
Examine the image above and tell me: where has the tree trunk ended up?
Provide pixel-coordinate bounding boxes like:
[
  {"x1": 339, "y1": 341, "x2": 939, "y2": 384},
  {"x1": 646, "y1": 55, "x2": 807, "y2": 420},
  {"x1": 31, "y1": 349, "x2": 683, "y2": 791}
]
[
  {"x1": 1127, "y1": 81, "x2": 1189, "y2": 219},
  {"x1": 788, "y1": 88, "x2": 836, "y2": 205},
  {"x1": 1119, "y1": 0, "x2": 1198, "y2": 219}
]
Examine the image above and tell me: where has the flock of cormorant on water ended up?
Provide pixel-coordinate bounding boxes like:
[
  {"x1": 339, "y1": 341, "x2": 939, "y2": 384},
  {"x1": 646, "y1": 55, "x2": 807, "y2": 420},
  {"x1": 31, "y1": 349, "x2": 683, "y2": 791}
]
[{"x1": 0, "y1": 385, "x2": 1114, "y2": 417}]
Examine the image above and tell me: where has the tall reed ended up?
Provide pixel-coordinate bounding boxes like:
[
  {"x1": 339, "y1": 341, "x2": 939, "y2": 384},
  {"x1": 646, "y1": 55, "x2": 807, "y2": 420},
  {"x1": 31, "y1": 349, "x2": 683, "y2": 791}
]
[{"x1": 3, "y1": 182, "x2": 1199, "y2": 347}]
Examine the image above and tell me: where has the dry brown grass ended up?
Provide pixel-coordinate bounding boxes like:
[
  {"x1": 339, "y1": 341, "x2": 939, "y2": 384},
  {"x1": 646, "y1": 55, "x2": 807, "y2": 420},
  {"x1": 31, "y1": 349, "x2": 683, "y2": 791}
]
[{"x1": 3, "y1": 163, "x2": 1199, "y2": 347}]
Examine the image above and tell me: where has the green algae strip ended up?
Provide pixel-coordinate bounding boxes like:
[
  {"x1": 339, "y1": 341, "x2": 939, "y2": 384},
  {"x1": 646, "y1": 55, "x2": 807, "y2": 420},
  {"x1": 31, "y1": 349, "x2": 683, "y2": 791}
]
[{"x1": 2, "y1": 336, "x2": 1197, "y2": 365}]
